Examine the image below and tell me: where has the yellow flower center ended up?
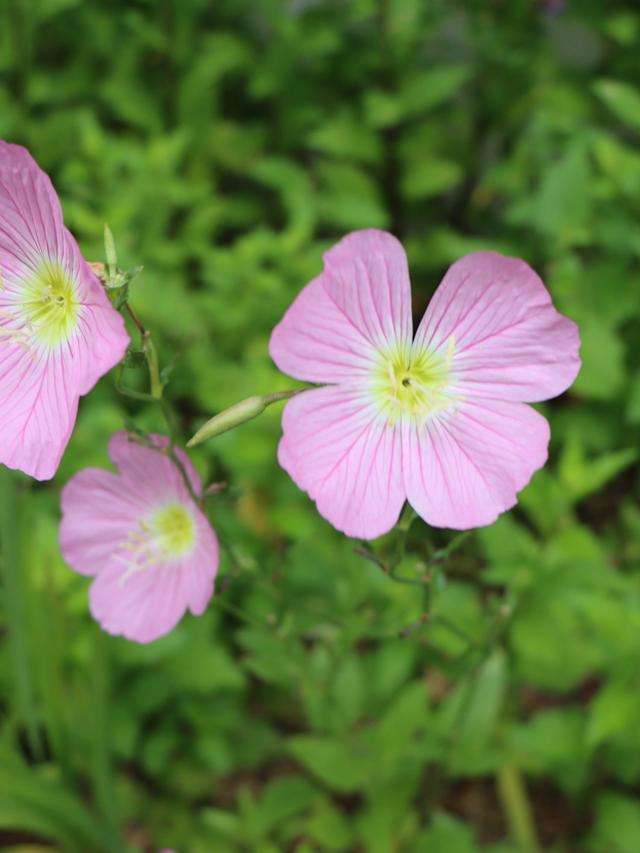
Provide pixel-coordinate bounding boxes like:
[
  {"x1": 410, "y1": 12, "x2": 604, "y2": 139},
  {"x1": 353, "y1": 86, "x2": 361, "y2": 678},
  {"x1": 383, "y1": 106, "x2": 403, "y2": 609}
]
[
  {"x1": 151, "y1": 503, "x2": 196, "y2": 558},
  {"x1": 117, "y1": 502, "x2": 196, "y2": 576},
  {"x1": 372, "y1": 338, "x2": 458, "y2": 423},
  {"x1": 20, "y1": 260, "x2": 80, "y2": 348}
]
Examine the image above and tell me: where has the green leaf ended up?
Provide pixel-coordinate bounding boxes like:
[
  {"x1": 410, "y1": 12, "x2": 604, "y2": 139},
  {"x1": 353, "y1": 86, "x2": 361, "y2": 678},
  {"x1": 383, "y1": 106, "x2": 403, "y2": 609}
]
[
  {"x1": 587, "y1": 679, "x2": 640, "y2": 747},
  {"x1": 410, "y1": 811, "x2": 477, "y2": 853},
  {"x1": 401, "y1": 157, "x2": 463, "y2": 199},
  {"x1": 289, "y1": 735, "x2": 371, "y2": 793},
  {"x1": 558, "y1": 439, "x2": 637, "y2": 502},
  {"x1": 572, "y1": 316, "x2": 626, "y2": 400},
  {"x1": 593, "y1": 79, "x2": 640, "y2": 131},
  {"x1": 588, "y1": 794, "x2": 640, "y2": 853},
  {"x1": 0, "y1": 750, "x2": 109, "y2": 852},
  {"x1": 442, "y1": 652, "x2": 507, "y2": 775},
  {"x1": 254, "y1": 776, "x2": 316, "y2": 834}
]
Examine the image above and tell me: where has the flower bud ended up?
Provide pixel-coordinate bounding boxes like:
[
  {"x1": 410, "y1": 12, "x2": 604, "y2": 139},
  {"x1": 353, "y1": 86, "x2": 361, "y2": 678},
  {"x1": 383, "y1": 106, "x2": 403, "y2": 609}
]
[{"x1": 187, "y1": 396, "x2": 267, "y2": 446}]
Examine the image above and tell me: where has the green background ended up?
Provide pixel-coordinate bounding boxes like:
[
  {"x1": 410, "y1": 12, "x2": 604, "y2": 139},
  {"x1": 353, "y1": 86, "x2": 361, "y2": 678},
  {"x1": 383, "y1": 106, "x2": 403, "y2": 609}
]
[{"x1": 1, "y1": 1, "x2": 640, "y2": 850}]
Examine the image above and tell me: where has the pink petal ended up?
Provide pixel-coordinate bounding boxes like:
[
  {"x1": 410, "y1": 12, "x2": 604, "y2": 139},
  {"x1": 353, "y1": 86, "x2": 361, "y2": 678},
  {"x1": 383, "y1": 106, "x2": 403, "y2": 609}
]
[
  {"x1": 59, "y1": 467, "x2": 146, "y2": 575},
  {"x1": 180, "y1": 519, "x2": 218, "y2": 616},
  {"x1": 0, "y1": 142, "x2": 66, "y2": 266},
  {"x1": 278, "y1": 386, "x2": 405, "y2": 539},
  {"x1": 72, "y1": 250, "x2": 130, "y2": 396},
  {"x1": 413, "y1": 251, "x2": 580, "y2": 403},
  {"x1": 89, "y1": 561, "x2": 196, "y2": 643},
  {"x1": 108, "y1": 432, "x2": 203, "y2": 499},
  {"x1": 269, "y1": 229, "x2": 412, "y2": 384},
  {"x1": 403, "y1": 400, "x2": 550, "y2": 529},
  {"x1": 60, "y1": 431, "x2": 218, "y2": 643},
  {"x1": 0, "y1": 291, "x2": 127, "y2": 480},
  {"x1": 0, "y1": 142, "x2": 129, "y2": 479},
  {"x1": 0, "y1": 346, "x2": 79, "y2": 480}
]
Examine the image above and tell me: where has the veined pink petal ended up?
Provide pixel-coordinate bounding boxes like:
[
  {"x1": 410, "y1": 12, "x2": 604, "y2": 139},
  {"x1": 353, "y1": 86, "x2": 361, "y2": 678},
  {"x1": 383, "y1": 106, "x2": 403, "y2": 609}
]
[
  {"x1": 0, "y1": 279, "x2": 128, "y2": 480},
  {"x1": 70, "y1": 242, "x2": 131, "y2": 396},
  {"x1": 0, "y1": 141, "x2": 129, "y2": 479},
  {"x1": 60, "y1": 432, "x2": 218, "y2": 643},
  {"x1": 0, "y1": 141, "x2": 66, "y2": 265},
  {"x1": 278, "y1": 386, "x2": 406, "y2": 538},
  {"x1": 88, "y1": 553, "x2": 212, "y2": 644},
  {"x1": 0, "y1": 346, "x2": 79, "y2": 480},
  {"x1": 269, "y1": 229, "x2": 412, "y2": 384},
  {"x1": 402, "y1": 400, "x2": 550, "y2": 529},
  {"x1": 107, "y1": 432, "x2": 203, "y2": 501},
  {"x1": 413, "y1": 251, "x2": 580, "y2": 403},
  {"x1": 59, "y1": 467, "x2": 146, "y2": 575}
]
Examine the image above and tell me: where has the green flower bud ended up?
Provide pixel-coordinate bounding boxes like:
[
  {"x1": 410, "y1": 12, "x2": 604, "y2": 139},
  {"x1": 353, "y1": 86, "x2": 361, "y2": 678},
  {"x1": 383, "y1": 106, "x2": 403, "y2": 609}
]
[{"x1": 187, "y1": 396, "x2": 267, "y2": 447}]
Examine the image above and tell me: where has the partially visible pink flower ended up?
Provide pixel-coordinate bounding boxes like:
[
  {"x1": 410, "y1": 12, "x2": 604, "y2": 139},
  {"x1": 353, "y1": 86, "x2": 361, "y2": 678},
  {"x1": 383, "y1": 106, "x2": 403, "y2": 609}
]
[
  {"x1": 59, "y1": 432, "x2": 219, "y2": 643},
  {"x1": 0, "y1": 141, "x2": 129, "y2": 479},
  {"x1": 270, "y1": 230, "x2": 580, "y2": 539}
]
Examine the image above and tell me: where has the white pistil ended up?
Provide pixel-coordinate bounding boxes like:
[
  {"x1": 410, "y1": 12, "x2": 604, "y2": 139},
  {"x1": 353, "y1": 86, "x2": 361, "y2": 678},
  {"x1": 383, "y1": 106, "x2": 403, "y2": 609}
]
[
  {"x1": 0, "y1": 310, "x2": 34, "y2": 350},
  {"x1": 115, "y1": 504, "x2": 196, "y2": 584}
]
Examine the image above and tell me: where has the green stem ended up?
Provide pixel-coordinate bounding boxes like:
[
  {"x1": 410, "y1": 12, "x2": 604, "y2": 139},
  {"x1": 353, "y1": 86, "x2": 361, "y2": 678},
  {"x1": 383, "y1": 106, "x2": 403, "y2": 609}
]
[
  {"x1": 497, "y1": 764, "x2": 541, "y2": 853},
  {"x1": 263, "y1": 389, "x2": 303, "y2": 405},
  {"x1": 387, "y1": 566, "x2": 425, "y2": 587},
  {"x1": 114, "y1": 364, "x2": 158, "y2": 403},
  {"x1": 0, "y1": 468, "x2": 42, "y2": 758},
  {"x1": 214, "y1": 594, "x2": 255, "y2": 624},
  {"x1": 434, "y1": 614, "x2": 478, "y2": 648},
  {"x1": 166, "y1": 445, "x2": 202, "y2": 507},
  {"x1": 432, "y1": 531, "x2": 471, "y2": 562},
  {"x1": 142, "y1": 332, "x2": 163, "y2": 399},
  {"x1": 161, "y1": 398, "x2": 179, "y2": 443}
]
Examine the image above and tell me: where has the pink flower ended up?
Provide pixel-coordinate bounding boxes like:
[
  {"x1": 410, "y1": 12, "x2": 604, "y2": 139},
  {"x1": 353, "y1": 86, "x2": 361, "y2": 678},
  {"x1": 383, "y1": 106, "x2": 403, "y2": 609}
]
[
  {"x1": 0, "y1": 141, "x2": 129, "y2": 479},
  {"x1": 270, "y1": 230, "x2": 580, "y2": 539},
  {"x1": 59, "y1": 432, "x2": 219, "y2": 643}
]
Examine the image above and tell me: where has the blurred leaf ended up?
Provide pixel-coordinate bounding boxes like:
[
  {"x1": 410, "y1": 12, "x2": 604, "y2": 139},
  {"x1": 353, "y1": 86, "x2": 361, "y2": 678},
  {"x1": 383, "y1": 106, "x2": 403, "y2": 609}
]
[
  {"x1": 587, "y1": 679, "x2": 640, "y2": 748},
  {"x1": 572, "y1": 316, "x2": 626, "y2": 400},
  {"x1": 593, "y1": 79, "x2": 640, "y2": 132},
  {"x1": 558, "y1": 439, "x2": 637, "y2": 503},
  {"x1": 587, "y1": 794, "x2": 640, "y2": 853},
  {"x1": 409, "y1": 811, "x2": 477, "y2": 853},
  {"x1": 289, "y1": 735, "x2": 371, "y2": 793}
]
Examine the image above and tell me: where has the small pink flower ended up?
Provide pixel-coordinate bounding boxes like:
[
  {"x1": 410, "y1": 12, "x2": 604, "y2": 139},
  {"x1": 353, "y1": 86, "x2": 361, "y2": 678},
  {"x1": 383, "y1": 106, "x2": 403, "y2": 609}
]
[
  {"x1": 0, "y1": 141, "x2": 129, "y2": 479},
  {"x1": 270, "y1": 230, "x2": 580, "y2": 539},
  {"x1": 59, "y1": 432, "x2": 219, "y2": 643}
]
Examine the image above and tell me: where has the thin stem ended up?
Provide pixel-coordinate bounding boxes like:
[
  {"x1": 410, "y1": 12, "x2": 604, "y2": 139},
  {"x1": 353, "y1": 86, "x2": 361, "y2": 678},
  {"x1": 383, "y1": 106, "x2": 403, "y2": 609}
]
[
  {"x1": 263, "y1": 389, "x2": 304, "y2": 405},
  {"x1": 114, "y1": 364, "x2": 158, "y2": 403},
  {"x1": 434, "y1": 614, "x2": 478, "y2": 648},
  {"x1": 432, "y1": 531, "x2": 471, "y2": 563},
  {"x1": 142, "y1": 332, "x2": 163, "y2": 399},
  {"x1": 160, "y1": 398, "x2": 179, "y2": 444},
  {"x1": 497, "y1": 765, "x2": 541, "y2": 853},
  {"x1": 166, "y1": 446, "x2": 202, "y2": 507},
  {"x1": 387, "y1": 566, "x2": 425, "y2": 587},
  {"x1": 353, "y1": 545, "x2": 387, "y2": 573},
  {"x1": 125, "y1": 303, "x2": 146, "y2": 336},
  {"x1": 214, "y1": 594, "x2": 255, "y2": 625},
  {"x1": 128, "y1": 432, "x2": 202, "y2": 508}
]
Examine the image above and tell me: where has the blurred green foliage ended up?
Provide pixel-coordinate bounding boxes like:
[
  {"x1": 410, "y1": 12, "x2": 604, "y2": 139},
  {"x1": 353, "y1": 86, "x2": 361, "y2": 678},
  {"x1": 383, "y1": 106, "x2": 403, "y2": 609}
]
[{"x1": 1, "y1": 0, "x2": 640, "y2": 850}]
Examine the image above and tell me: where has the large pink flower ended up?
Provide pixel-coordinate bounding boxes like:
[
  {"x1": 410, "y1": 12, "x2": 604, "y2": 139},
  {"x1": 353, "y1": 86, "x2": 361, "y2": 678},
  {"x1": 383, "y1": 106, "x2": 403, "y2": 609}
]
[
  {"x1": 59, "y1": 432, "x2": 219, "y2": 643},
  {"x1": 0, "y1": 141, "x2": 129, "y2": 479},
  {"x1": 270, "y1": 230, "x2": 580, "y2": 539}
]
